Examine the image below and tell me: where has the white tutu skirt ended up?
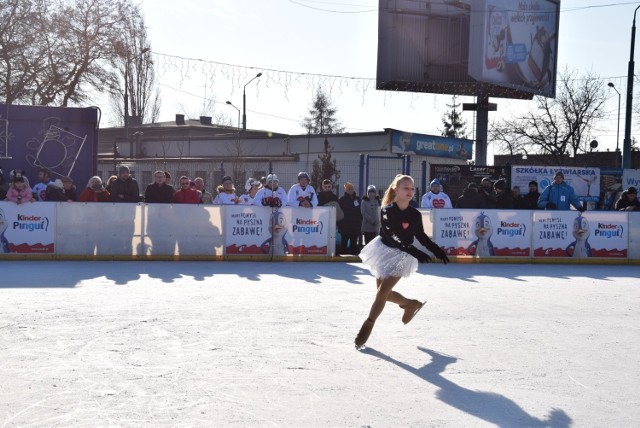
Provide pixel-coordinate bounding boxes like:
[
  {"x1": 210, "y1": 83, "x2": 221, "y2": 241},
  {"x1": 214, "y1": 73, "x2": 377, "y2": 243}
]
[{"x1": 358, "y1": 236, "x2": 419, "y2": 279}]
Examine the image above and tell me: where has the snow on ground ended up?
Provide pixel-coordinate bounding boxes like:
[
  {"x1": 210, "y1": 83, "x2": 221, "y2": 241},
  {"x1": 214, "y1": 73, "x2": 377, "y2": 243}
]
[{"x1": 0, "y1": 261, "x2": 638, "y2": 427}]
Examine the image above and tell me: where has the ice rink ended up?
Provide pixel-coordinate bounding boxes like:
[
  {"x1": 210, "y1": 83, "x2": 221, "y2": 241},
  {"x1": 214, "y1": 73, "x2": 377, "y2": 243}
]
[{"x1": 0, "y1": 261, "x2": 638, "y2": 427}]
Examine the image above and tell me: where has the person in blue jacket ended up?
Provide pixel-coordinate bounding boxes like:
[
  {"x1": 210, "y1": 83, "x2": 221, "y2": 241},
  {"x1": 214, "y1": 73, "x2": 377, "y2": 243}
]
[{"x1": 537, "y1": 171, "x2": 584, "y2": 211}]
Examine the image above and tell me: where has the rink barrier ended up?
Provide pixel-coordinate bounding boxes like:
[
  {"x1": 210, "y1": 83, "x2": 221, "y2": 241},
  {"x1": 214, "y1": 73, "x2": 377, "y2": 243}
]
[{"x1": 0, "y1": 201, "x2": 638, "y2": 263}]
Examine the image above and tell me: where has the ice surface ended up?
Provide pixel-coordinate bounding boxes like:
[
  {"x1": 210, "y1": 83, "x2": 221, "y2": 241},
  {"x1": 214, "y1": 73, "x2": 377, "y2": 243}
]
[{"x1": 0, "y1": 261, "x2": 638, "y2": 427}]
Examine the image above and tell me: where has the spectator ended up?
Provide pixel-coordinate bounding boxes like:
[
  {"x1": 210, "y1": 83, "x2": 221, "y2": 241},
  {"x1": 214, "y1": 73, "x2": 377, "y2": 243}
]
[
  {"x1": 494, "y1": 179, "x2": 513, "y2": 209},
  {"x1": 214, "y1": 175, "x2": 239, "y2": 205},
  {"x1": 361, "y1": 185, "x2": 381, "y2": 245},
  {"x1": 288, "y1": 171, "x2": 318, "y2": 207},
  {"x1": 110, "y1": 166, "x2": 141, "y2": 202},
  {"x1": 105, "y1": 175, "x2": 118, "y2": 192},
  {"x1": 194, "y1": 177, "x2": 213, "y2": 204},
  {"x1": 615, "y1": 187, "x2": 640, "y2": 211},
  {"x1": 44, "y1": 179, "x2": 66, "y2": 201},
  {"x1": 239, "y1": 178, "x2": 262, "y2": 205},
  {"x1": 253, "y1": 174, "x2": 288, "y2": 207},
  {"x1": 318, "y1": 179, "x2": 339, "y2": 206},
  {"x1": 172, "y1": 176, "x2": 201, "y2": 204},
  {"x1": 5, "y1": 170, "x2": 34, "y2": 204},
  {"x1": 454, "y1": 183, "x2": 486, "y2": 209},
  {"x1": 338, "y1": 182, "x2": 363, "y2": 255},
  {"x1": 420, "y1": 178, "x2": 452, "y2": 208},
  {"x1": 478, "y1": 177, "x2": 497, "y2": 208},
  {"x1": 523, "y1": 181, "x2": 540, "y2": 210},
  {"x1": 538, "y1": 171, "x2": 584, "y2": 211},
  {"x1": 78, "y1": 176, "x2": 111, "y2": 202},
  {"x1": 60, "y1": 176, "x2": 78, "y2": 201},
  {"x1": 0, "y1": 168, "x2": 8, "y2": 200},
  {"x1": 31, "y1": 168, "x2": 53, "y2": 201},
  {"x1": 145, "y1": 170, "x2": 175, "y2": 203},
  {"x1": 512, "y1": 186, "x2": 528, "y2": 209}
]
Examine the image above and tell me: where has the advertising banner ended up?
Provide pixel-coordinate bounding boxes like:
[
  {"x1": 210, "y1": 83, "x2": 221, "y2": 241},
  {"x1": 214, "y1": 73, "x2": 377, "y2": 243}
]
[
  {"x1": 224, "y1": 206, "x2": 329, "y2": 256},
  {"x1": 434, "y1": 209, "x2": 531, "y2": 257},
  {"x1": 391, "y1": 130, "x2": 473, "y2": 161},
  {"x1": 0, "y1": 201, "x2": 55, "y2": 254},
  {"x1": 511, "y1": 166, "x2": 601, "y2": 202},
  {"x1": 533, "y1": 211, "x2": 627, "y2": 258},
  {"x1": 622, "y1": 169, "x2": 640, "y2": 190},
  {"x1": 468, "y1": 0, "x2": 560, "y2": 97},
  {"x1": 430, "y1": 164, "x2": 510, "y2": 202}
]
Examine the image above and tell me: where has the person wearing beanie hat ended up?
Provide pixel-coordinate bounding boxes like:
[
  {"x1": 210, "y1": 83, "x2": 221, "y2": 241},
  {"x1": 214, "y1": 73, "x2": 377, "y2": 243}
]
[
  {"x1": 338, "y1": 182, "x2": 362, "y2": 255},
  {"x1": 493, "y1": 178, "x2": 514, "y2": 209},
  {"x1": 421, "y1": 178, "x2": 452, "y2": 209},
  {"x1": 78, "y1": 176, "x2": 111, "y2": 202},
  {"x1": 538, "y1": 171, "x2": 583, "y2": 211},
  {"x1": 361, "y1": 184, "x2": 381, "y2": 244},
  {"x1": 478, "y1": 176, "x2": 497, "y2": 208},
  {"x1": 5, "y1": 170, "x2": 34, "y2": 204},
  {"x1": 615, "y1": 186, "x2": 640, "y2": 211},
  {"x1": 522, "y1": 180, "x2": 540, "y2": 210},
  {"x1": 238, "y1": 178, "x2": 262, "y2": 205},
  {"x1": 110, "y1": 165, "x2": 141, "y2": 202}
]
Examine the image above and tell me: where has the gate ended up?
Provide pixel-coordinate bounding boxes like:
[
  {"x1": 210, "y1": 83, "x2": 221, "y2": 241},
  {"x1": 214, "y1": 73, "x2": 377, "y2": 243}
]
[{"x1": 360, "y1": 154, "x2": 412, "y2": 198}]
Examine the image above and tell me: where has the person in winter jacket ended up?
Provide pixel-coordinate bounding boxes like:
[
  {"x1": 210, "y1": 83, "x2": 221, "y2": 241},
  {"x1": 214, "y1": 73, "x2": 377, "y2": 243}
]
[
  {"x1": 338, "y1": 182, "x2": 363, "y2": 255},
  {"x1": 145, "y1": 170, "x2": 175, "y2": 203},
  {"x1": 615, "y1": 187, "x2": 640, "y2": 211},
  {"x1": 44, "y1": 179, "x2": 68, "y2": 201},
  {"x1": 239, "y1": 178, "x2": 262, "y2": 205},
  {"x1": 288, "y1": 171, "x2": 318, "y2": 207},
  {"x1": 110, "y1": 166, "x2": 141, "y2": 202},
  {"x1": 421, "y1": 179, "x2": 452, "y2": 208},
  {"x1": 78, "y1": 176, "x2": 111, "y2": 202},
  {"x1": 253, "y1": 174, "x2": 288, "y2": 207},
  {"x1": 454, "y1": 183, "x2": 486, "y2": 209},
  {"x1": 538, "y1": 171, "x2": 584, "y2": 211},
  {"x1": 478, "y1": 177, "x2": 497, "y2": 208},
  {"x1": 522, "y1": 181, "x2": 541, "y2": 210},
  {"x1": 317, "y1": 179, "x2": 339, "y2": 206},
  {"x1": 361, "y1": 185, "x2": 381, "y2": 245},
  {"x1": 5, "y1": 171, "x2": 34, "y2": 204},
  {"x1": 494, "y1": 179, "x2": 513, "y2": 209},
  {"x1": 194, "y1": 177, "x2": 213, "y2": 204},
  {"x1": 172, "y1": 176, "x2": 201, "y2": 204},
  {"x1": 214, "y1": 175, "x2": 240, "y2": 205},
  {"x1": 31, "y1": 168, "x2": 53, "y2": 201}
]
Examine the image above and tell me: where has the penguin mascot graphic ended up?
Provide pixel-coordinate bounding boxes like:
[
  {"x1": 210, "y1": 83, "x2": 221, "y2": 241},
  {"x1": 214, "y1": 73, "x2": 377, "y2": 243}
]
[
  {"x1": 0, "y1": 208, "x2": 10, "y2": 253},
  {"x1": 467, "y1": 212, "x2": 495, "y2": 256},
  {"x1": 566, "y1": 214, "x2": 592, "y2": 258},
  {"x1": 260, "y1": 209, "x2": 290, "y2": 256}
]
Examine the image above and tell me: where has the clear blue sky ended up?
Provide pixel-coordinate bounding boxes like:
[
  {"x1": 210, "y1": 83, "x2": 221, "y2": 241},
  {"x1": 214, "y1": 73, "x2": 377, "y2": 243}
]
[{"x1": 97, "y1": 0, "x2": 640, "y2": 159}]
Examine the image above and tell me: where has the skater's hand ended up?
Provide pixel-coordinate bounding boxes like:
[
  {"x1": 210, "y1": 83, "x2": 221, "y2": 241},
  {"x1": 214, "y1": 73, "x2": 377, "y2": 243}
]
[
  {"x1": 416, "y1": 252, "x2": 433, "y2": 264},
  {"x1": 432, "y1": 246, "x2": 450, "y2": 264}
]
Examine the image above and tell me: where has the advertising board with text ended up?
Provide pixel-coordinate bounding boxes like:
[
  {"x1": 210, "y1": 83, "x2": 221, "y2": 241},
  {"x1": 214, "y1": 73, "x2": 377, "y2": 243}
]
[{"x1": 0, "y1": 202, "x2": 55, "y2": 254}]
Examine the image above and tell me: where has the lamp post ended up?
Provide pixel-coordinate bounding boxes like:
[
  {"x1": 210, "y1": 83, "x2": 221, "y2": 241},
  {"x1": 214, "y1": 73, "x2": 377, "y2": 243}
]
[
  {"x1": 242, "y1": 72, "x2": 262, "y2": 134},
  {"x1": 124, "y1": 47, "x2": 150, "y2": 156},
  {"x1": 623, "y1": 5, "x2": 640, "y2": 169},
  {"x1": 226, "y1": 101, "x2": 241, "y2": 146},
  {"x1": 608, "y1": 82, "x2": 621, "y2": 168}
]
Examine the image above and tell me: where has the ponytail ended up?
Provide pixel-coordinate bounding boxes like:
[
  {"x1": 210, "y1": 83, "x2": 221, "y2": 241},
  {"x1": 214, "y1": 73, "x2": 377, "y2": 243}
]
[{"x1": 381, "y1": 174, "x2": 413, "y2": 207}]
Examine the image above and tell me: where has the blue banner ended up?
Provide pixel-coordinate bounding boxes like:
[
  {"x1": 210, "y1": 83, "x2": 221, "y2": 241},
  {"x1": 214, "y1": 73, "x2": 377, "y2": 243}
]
[{"x1": 390, "y1": 130, "x2": 473, "y2": 160}]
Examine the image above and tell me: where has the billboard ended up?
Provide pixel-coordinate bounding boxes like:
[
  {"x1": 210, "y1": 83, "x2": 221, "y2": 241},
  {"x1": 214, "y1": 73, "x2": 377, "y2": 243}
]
[
  {"x1": 376, "y1": 0, "x2": 559, "y2": 99},
  {"x1": 429, "y1": 164, "x2": 509, "y2": 201},
  {"x1": 468, "y1": 0, "x2": 560, "y2": 97},
  {"x1": 511, "y1": 165, "x2": 600, "y2": 202},
  {"x1": 0, "y1": 104, "x2": 98, "y2": 190},
  {"x1": 390, "y1": 130, "x2": 473, "y2": 160}
]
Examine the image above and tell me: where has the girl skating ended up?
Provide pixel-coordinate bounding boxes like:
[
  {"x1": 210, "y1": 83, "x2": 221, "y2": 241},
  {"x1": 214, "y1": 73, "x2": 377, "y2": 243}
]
[{"x1": 355, "y1": 174, "x2": 449, "y2": 350}]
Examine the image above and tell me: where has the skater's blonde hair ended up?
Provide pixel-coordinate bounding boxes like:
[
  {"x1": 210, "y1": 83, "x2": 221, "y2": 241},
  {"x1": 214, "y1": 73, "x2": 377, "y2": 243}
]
[{"x1": 382, "y1": 174, "x2": 414, "y2": 207}]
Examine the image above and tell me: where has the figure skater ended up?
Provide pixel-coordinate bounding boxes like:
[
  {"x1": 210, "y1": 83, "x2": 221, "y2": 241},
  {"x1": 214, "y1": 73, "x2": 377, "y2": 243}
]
[{"x1": 355, "y1": 175, "x2": 449, "y2": 350}]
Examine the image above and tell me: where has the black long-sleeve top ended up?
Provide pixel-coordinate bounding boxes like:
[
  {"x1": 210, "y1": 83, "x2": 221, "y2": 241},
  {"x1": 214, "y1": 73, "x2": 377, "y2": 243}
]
[{"x1": 379, "y1": 202, "x2": 439, "y2": 257}]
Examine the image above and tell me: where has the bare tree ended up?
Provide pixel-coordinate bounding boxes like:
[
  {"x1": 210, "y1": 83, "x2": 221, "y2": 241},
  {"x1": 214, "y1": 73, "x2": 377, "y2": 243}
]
[{"x1": 490, "y1": 68, "x2": 607, "y2": 166}]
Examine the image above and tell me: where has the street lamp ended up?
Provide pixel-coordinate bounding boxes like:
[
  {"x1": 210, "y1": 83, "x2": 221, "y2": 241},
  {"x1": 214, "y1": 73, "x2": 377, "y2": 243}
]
[
  {"x1": 124, "y1": 47, "x2": 150, "y2": 155},
  {"x1": 226, "y1": 101, "x2": 241, "y2": 146},
  {"x1": 623, "y1": 5, "x2": 640, "y2": 169},
  {"x1": 242, "y1": 72, "x2": 262, "y2": 134},
  {"x1": 608, "y1": 82, "x2": 621, "y2": 168}
]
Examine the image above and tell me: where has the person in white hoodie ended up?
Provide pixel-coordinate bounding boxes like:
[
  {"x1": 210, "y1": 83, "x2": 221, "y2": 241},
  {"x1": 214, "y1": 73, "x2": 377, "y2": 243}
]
[
  {"x1": 288, "y1": 171, "x2": 318, "y2": 208},
  {"x1": 253, "y1": 174, "x2": 288, "y2": 208},
  {"x1": 420, "y1": 179, "x2": 452, "y2": 209}
]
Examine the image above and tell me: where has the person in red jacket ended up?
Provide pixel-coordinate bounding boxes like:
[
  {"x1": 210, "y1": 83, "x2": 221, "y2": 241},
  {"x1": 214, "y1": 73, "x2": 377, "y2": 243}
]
[
  {"x1": 78, "y1": 176, "x2": 111, "y2": 202},
  {"x1": 171, "y1": 176, "x2": 201, "y2": 204}
]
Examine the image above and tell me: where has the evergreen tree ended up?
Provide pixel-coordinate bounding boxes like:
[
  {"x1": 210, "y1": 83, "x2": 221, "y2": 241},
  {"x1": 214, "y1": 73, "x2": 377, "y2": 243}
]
[
  {"x1": 302, "y1": 87, "x2": 344, "y2": 134},
  {"x1": 311, "y1": 138, "x2": 340, "y2": 191},
  {"x1": 441, "y1": 95, "x2": 468, "y2": 139}
]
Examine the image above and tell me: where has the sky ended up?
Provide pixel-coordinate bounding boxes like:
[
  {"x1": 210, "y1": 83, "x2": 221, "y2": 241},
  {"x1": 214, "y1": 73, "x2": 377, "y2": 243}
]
[{"x1": 97, "y1": 0, "x2": 640, "y2": 161}]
